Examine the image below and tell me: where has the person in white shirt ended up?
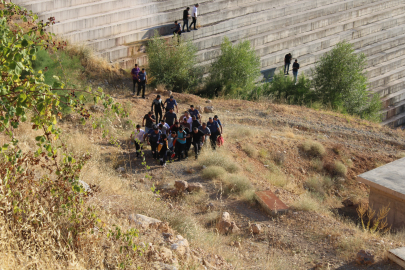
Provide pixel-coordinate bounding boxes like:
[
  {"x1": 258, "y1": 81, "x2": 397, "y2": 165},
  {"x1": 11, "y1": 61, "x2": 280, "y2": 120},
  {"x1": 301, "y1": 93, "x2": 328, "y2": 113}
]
[
  {"x1": 131, "y1": 124, "x2": 145, "y2": 157},
  {"x1": 189, "y1": 3, "x2": 199, "y2": 30},
  {"x1": 180, "y1": 111, "x2": 193, "y2": 125}
]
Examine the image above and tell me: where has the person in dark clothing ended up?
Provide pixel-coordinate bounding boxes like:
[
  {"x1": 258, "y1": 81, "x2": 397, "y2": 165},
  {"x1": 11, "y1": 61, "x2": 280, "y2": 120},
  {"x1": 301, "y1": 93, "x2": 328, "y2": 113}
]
[
  {"x1": 142, "y1": 111, "x2": 156, "y2": 134},
  {"x1": 284, "y1": 53, "x2": 292, "y2": 75},
  {"x1": 191, "y1": 115, "x2": 201, "y2": 130},
  {"x1": 131, "y1": 64, "x2": 140, "y2": 95},
  {"x1": 183, "y1": 7, "x2": 190, "y2": 32},
  {"x1": 184, "y1": 127, "x2": 192, "y2": 152},
  {"x1": 206, "y1": 117, "x2": 221, "y2": 149},
  {"x1": 137, "y1": 68, "x2": 147, "y2": 98},
  {"x1": 170, "y1": 121, "x2": 181, "y2": 134},
  {"x1": 213, "y1": 115, "x2": 222, "y2": 133},
  {"x1": 164, "y1": 108, "x2": 177, "y2": 126},
  {"x1": 151, "y1": 94, "x2": 165, "y2": 123},
  {"x1": 181, "y1": 117, "x2": 191, "y2": 130},
  {"x1": 191, "y1": 127, "x2": 205, "y2": 159},
  {"x1": 148, "y1": 125, "x2": 161, "y2": 159},
  {"x1": 163, "y1": 96, "x2": 178, "y2": 113},
  {"x1": 292, "y1": 59, "x2": 300, "y2": 84},
  {"x1": 188, "y1": 105, "x2": 200, "y2": 121},
  {"x1": 158, "y1": 134, "x2": 169, "y2": 166},
  {"x1": 172, "y1": 21, "x2": 182, "y2": 36},
  {"x1": 175, "y1": 126, "x2": 187, "y2": 161}
]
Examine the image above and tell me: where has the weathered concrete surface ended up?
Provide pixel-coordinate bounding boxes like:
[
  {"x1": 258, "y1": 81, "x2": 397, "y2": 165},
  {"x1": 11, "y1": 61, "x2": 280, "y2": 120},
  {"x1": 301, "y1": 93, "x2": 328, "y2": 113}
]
[
  {"x1": 12, "y1": 0, "x2": 405, "y2": 126},
  {"x1": 358, "y1": 157, "x2": 405, "y2": 229},
  {"x1": 388, "y1": 247, "x2": 405, "y2": 268},
  {"x1": 255, "y1": 190, "x2": 288, "y2": 216}
]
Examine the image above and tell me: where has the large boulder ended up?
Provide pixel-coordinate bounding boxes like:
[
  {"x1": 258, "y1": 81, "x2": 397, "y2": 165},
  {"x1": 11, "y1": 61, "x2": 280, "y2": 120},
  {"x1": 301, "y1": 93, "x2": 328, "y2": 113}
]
[
  {"x1": 216, "y1": 212, "x2": 232, "y2": 234},
  {"x1": 356, "y1": 250, "x2": 375, "y2": 265},
  {"x1": 174, "y1": 180, "x2": 188, "y2": 192},
  {"x1": 250, "y1": 224, "x2": 262, "y2": 235},
  {"x1": 204, "y1": 106, "x2": 214, "y2": 113},
  {"x1": 170, "y1": 235, "x2": 190, "y2": 256},
  {"x1": 186, "y1": 183, "x2": 203, "y2": 192},
  {"x1": 129, "y1": 214, "x2": 162, "y2": 229}
]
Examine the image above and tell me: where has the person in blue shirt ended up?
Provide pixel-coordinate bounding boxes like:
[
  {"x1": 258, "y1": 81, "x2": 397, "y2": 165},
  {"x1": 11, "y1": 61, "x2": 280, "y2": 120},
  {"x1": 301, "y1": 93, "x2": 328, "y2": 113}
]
[
  {"x1": 206, "y1": 117, "x2": 221, "y2": 149},
  {"x1": 148, "y1": 125, "x2": 161, "y2": 159},
  {"x1": 137, "y1": 68, "x2": 147, "y2": 98},
  {"x1": 164, "y1": 96, "x2": 178, "y2": 113},
  {"x1": 175, "y1": 126, "x2": 187, "y2": 161},
  {"x1": 188, "y1": 105, "x2": 200, "y2": 121},
  {"x1": 213, "y1": 115, "x2": 222, "y2": 133},
  {"x1": 131, "y1": 64, "x2": 140, "y2": 95}
]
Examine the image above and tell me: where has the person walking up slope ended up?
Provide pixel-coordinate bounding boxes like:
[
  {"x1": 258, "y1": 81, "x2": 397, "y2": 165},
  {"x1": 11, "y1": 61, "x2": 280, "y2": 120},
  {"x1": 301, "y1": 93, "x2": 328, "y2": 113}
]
[
  {"x1": 151, "y1": 94, "x2": 165, "y2": 122},
  {"x1": 292, "y1": 59, "x2": 300, "y2": 84},
  {"x1": 131, "y1": 64, "x2": 140, "y2": 95},
  {"x1": 189, "y1": 3, "x2": 199, "y2": 30}
]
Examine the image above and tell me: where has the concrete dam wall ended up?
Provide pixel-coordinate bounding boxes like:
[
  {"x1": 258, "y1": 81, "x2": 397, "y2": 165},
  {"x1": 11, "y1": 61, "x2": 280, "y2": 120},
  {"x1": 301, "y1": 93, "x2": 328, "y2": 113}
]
[{"x1": 12, "y1": 0, "x2": 405, "y2": 127}]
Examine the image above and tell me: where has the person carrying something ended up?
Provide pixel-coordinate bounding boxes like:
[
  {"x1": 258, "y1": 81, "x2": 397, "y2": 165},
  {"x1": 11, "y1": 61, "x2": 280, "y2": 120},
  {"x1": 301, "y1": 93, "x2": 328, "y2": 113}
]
[
  {"x1": 151, "y1": 94, "x2": 165, "y2": 123},
  {"x1": 183, "y1": 7, "x2": 191, "y2": 32},
  {"x1": 137, "y1": 68, "x2": 147, "y2": 98},
  {"x1": 284, "y1": 53, "x2": 292, "y2": 75},
  {"x1": 207, "y1": 117, "x2": 221, "y2": 149},
  {"x1": 189, "y1": 3, "x2": 199, "y2": 30},
  {"x1": 191, "y1": 127, "x2": 205, "y2": 159},
  {"x1": 142, "y1": 111, "x2": 156, "y2": 134},
  {"x1": 199, "y1": 122, "x2": 211, "y2": 146},
  {"x1": 168, "y1": 131, "x2": 176, "y2": 161},
  {"x1": 170, "y1": 121, "x2": 181, "y2": 133},
  {"x1": 148, "y1": 125, "x2": 161, "y2": 159},
  {"x1": 184, "y1": 126, "x2": 192, "y2": 153},
  {"x1": 213, "y1": 115, "x2": 222, "y2": 133},
  {"x1": 292, "y1": 59, "x2": 300, "y2": 84},
  {"x1": 131, "y1": 64, "x2": 140, "y2": 95},
  {"x1": 158, "y1": 134, "x2": 169, "y2": 166},
  {"x1": 164, "y1": 108, "x2": 177, "y2": 127},
  {"x1": 131, "y1": 124, "x2": 145, "y2": 158},
  {"x1": 163, "y1": 95, "x2": 178, "y2": 113},
  {"x1": 175, "y1": 126, "x2": 187, "y2": 161},
  {"x1": 188, "y1": 105, "x2": 200, "y2": 121}
]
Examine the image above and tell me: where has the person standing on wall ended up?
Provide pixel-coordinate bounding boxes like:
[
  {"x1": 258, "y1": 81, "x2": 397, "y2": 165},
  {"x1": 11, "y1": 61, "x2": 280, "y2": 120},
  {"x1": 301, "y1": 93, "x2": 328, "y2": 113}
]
[
  {"x1": 189, "y1": 3, "x2": 199, "y2": 30},
  {"x1": 137, "y1": 68, "x2": 147, "y2": 98},
  {"x1": 292, "y1": 59, "x2": 300, "y2": 85},
  {"x1": 131, "y1": 64, "x2": 140, "y2": 95},
  {"x1": 151, "y1": 94, "x2": 165, "y2": 123},
  {"x1": 284, "y1": 53, "x2": 292, "y2": 75},
  {"x1": 183, "y1": 7, "x2": 191, "y2": 32}
]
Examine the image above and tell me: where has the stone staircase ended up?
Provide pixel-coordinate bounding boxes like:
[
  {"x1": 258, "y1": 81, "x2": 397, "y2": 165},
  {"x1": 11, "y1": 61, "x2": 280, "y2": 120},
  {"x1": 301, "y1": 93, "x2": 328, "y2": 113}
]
[{"x1": 11, "y1": 0, "x2": 405, "y2": 127}]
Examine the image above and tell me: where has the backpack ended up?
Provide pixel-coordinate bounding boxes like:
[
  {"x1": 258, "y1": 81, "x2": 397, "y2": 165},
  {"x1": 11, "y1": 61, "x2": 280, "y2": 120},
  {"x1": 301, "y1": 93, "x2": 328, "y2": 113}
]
[{"x1": 217, "y1": 135, "x2": 224, "y2": 147}]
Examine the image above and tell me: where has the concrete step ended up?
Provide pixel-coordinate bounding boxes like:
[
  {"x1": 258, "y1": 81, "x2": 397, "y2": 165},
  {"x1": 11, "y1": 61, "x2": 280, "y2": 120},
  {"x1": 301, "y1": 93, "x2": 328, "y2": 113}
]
[
  {"x1": 382, "y1": 110, "x2": 405, "y2": 127},
  {"x1": 12, "y1": 0, "x2": 101, "y2": 13},
  {"x1": 373, "y1": 76, "x2": 405, "y2": 97},
  {"x1": 382, "y1": 98, "x2": 405, "y2": 121},
  {"x1": 105, "y1": 0, "x2": 399, "y2": 62},
  {"x1": 366, "y1": 51, "x2": 405, "y2": 78}
]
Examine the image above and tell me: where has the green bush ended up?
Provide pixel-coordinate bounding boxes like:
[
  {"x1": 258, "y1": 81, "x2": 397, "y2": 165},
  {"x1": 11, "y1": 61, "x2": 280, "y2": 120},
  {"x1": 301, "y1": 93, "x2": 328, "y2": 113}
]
[
  {"x1": 311, "y1": 41, "x2": 381, "y2": 121},
  {"x1": 205, "y1": 37, "x2": 261, "y2": 97},
  {"x1": 147, "y1": 31, "x2": 202, "y2": 92}
]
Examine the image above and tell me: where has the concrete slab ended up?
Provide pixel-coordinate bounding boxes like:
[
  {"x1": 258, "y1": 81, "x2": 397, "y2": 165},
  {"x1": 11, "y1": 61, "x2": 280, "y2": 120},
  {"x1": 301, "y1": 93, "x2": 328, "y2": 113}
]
[
  {"x1": 388, "y1": 247, "x2": 405, "y2": 268},
  {"x1": 255, "y1": 190, "x2": 288, "y2": 216},
  {"x1": 357, "y1": 157, "x2": 405, "y2": 201}
]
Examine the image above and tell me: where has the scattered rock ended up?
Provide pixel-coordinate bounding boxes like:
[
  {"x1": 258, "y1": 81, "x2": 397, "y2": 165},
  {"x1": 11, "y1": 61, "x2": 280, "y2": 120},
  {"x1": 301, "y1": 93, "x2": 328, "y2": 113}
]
[
  {"x1": 90, "y1": 105, "x2": 105, "y2": 113},
  {"x1": 186, "y1": 183, "x2": 203, "y2": 192},
  {"x1": 153, "y1": 262, "x2": 177, "y2": 270},
  {"x1": 356, "y1": 250, "x2": 375, "y2": 265},
  {"x1": 63, "y1": 114, "x2": 79, "y2": 122},
  {"x1": 229, "y1": 222, "x2": 240, "y2": 233},
  {"x1": 78, "y1": 180, "x2": 91, "y2": 193},
  {"x1": 204, "y1": 106, "x2": 214, "y2": 113},
  {"x1": 342, "y1": 198, "x2": 354, "y2": 207},
  {"x1": 205, "y1": 202, "x2": 215, "y2": 212},
  {"x1": 205, "y1": 100, "x2": 212, "y2": 103},
  {"x1": 299, "y1": 167, "x2": 306, "y2": 174},
  {"x1": 174, "y1": 180, "x2": 188, "y2": 192},
  {"x1": 158, "y1": 222, "x2": 170, "y2": 233},
  {"x1": 250, "y1": 224, "x2": 262, "y2": 235},
  {"x1": 234, "y1": 241, "x2": 242, "y2": 248},
  {"x1": 159, "y1": 247, "x2": 173, "y2": 262},
  {"x1": 274, "y1": 189, "x2": 280, "y2": 194},
  {"x1": 116, "y1": 167, "x2": 125, "y2": 173},
  {"x1": 171, "y1": 235, "x2": 190, "y2": 256},
  {"x1": 196, "y1": 105, "x2": 203, "y2": 112},
  {"x1": 336, "y1": 177, "x2": 346, "y2": 184},
  {"x1": 129, "y1": 214, "x2": 162, "y2": 229},
  {"x1": 217, "y1": 212, "x2": 233, "y2": 234},
  {"x1": 203, "y1": 259, "x2": 218, "y2": 269}
]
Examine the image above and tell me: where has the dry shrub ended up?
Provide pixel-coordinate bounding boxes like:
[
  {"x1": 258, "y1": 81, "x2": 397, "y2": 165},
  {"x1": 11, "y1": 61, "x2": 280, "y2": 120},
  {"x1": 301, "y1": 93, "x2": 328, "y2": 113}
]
[
  {"x1": 198, "y1": 147, "x2": 239, "y2": 173},
  {"x1": 222, "y1": 174, "x2": 253, "y2": 194},
  {"x1": 228, "y1": 125, "x2": 253, "y2": 139},
  {"x1": 201, "y1": 166, "x2": 227, "y2": 179},
  {"x1": 267, "y1": 171, "x2": 288, "y2": 187},
  {"x1": 302, "y1": 140, "x2": 326, "y2": 157},
  {"x1": 243, "y1": 144, "x2": 258, "y2": 158},
  {"x1": 334, "y1": 161, "x2": 347, "y2": 176},
  {"x1": 291, "y1": 193, "x2": 321, "y2": 212},
  {"x1": 272, "y1": 152, "x2": 286, "y2": 165},
  {"x1": 305, "y1": 176, "x2": 334, "y2": 196},
  {"x1": 242, "y1": 189, "x2": 256, "y2": 205},
  {"x1": 258, "y1": 148, "x2": 268, "y2": 159},
  {"x1": 311, "y1": 158, "x2": 324, "y2": 171}
]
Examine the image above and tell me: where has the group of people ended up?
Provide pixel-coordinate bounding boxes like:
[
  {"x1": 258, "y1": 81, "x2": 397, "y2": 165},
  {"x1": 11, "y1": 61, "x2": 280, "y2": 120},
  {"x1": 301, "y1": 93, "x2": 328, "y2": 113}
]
[
  {"x1": 131, "y1": 94, "x2": 223, "y2": 167},
  {"x1": 284, "y1": 53, "x2": 300, "y2": 84},
  {"x1": 173, "y1": 3, "x2": 199, "y2": 36},
  {"x1": 131, "y1": 64, "x2": 148, "y2": 98}
]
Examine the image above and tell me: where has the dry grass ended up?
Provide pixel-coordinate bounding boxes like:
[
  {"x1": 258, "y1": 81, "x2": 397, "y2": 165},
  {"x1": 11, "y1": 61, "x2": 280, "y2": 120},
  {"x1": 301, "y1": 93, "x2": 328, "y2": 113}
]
[
  {"x1": 291, "y1": 193, "x2": 322, "y2": 212},
  {"x1": 267, "y1": 171, "x2": 288, "y2": 187},
  {"x1": 302, "y1": 140, "x2": 326, "y2": 157},
  {"x1": 228, "y1": 125, "x2": 254, "y2": 139},
  {"x1": 222, "y1": 174, "x2": 253, "y2": 195},
  {"x1": 198, "y1": 147, "x2": 240, "y2": 173},
  {"x1": 201, "y1": 166, "x2": 227, "y2": 179},
  {"x1": 334, "y1": 161, "x2": 347, "y2": 177},
  {"x1": 311, "y1": 158, "x2": 324, "y2": 171},
  {"x1": 242, "y1": 144, "x2": 258, "y2": 158}
]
